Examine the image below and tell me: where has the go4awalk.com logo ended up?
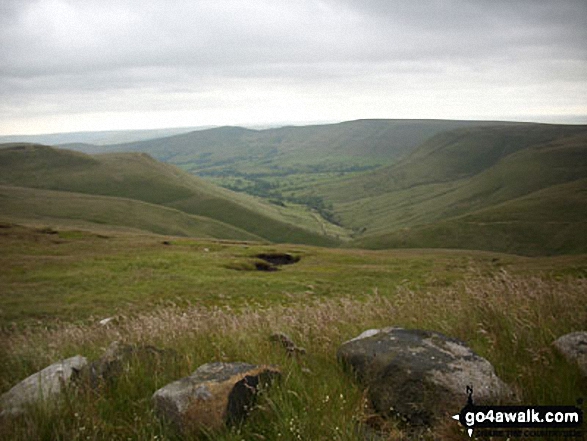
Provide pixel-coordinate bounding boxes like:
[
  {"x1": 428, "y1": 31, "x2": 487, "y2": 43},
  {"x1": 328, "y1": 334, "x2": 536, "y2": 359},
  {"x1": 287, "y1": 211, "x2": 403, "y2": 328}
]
[{"x1": 452, "y1": 386, "x2": 584, "y2": 438}]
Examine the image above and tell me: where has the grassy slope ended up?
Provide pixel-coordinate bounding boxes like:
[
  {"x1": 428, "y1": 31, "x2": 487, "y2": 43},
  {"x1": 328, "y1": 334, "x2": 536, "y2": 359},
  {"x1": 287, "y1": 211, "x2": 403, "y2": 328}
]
[
  {"x1": 313, "y1": 125, "x2": 587, "y2": 254},
  {"x1": 96, "y1": 121, "x2": 587, "y2": 256},
  {"x1": 0, "y1": 144, "x2": 339, "y2": 246},
  {"x1": 320, "y1": 124, "x2": 587, "y2": 203},
  {"x1": 336, "y1": 130, "x2": 587, "y2": 231},
  {"x1": 0, "y1": 223, "x2": 501, "y2": 326},
  {"x1": 0, "y1": 185, "x2": 263, "y2": 241},
  {"x1": 355, "y1": 179, "x2": 587, "y2": 255}
]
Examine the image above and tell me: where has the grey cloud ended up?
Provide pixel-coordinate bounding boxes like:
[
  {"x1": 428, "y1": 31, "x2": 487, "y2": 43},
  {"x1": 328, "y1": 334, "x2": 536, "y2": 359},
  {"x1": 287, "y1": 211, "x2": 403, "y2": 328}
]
[
  {"x1": 3, "y1": 0, "x2": 585, "y2": 79},
  {"x1": 0, "y1": 0, "x2": 585, "y2": 133},
  {"x1": 333, "y1": 0, "x2": 587, "y2": 58}
]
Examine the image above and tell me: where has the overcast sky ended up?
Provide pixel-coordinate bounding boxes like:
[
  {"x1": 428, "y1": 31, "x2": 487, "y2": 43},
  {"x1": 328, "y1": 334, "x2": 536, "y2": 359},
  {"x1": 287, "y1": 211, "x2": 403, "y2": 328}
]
[{"x1": 1, "y1": 0, "x2": 586, "y2": 135}]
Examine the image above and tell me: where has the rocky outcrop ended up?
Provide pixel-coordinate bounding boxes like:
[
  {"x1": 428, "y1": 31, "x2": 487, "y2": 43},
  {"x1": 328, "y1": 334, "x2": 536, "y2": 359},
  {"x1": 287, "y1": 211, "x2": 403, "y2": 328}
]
[
  {"x1": 152, "y1": 362, "x2": 280, "y2": 434},
  {"x1": 337, "y1": 327, "x2": 511, "y2": 426},
  {"x1": 0, "y1": 355, "x2": 88, "y2": 417},
  {"x1": 553, "y1": 331, "x2": 587, "y2": 376}
]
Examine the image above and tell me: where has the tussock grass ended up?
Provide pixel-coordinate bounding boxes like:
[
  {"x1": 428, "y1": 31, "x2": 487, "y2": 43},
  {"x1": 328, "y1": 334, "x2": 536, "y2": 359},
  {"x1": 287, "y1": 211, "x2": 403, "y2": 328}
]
[{"x1": 1, "y1": 272, "x2": 585, "y2": 440}]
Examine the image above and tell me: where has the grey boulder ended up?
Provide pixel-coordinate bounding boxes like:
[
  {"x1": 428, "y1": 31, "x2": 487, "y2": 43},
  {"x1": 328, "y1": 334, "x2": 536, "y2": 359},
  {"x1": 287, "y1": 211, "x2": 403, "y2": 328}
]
[
  {"x1": 337, "y1": 327, "x2": 511, "y2": 426},
  {"x1": 553, "y1": 331, "x2": 587, "y2": 376},
  {"x1": 152, "y1": 361, "x2": 280, "y2": 434},
  {"x1": 0, "y1": 355, "x2": 88, "y2": 417}
]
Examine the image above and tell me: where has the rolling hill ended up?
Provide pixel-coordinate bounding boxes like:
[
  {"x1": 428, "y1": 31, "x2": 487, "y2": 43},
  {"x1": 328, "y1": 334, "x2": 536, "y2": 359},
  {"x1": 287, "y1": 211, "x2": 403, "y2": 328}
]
[
  {"x1": 2, "y1": 119, "x2": 585, "y2": 255},
  {"x1": 0, "y1": 185, "x2": 263, "y2": 241},
  {"x1": 75, "y1": 119, "x2": 503, "y2": 165},
  {"x1": 314, "y1": 124, "x2": 587, "y2": 254},
  {"x1": 57, "y1": 119, "x2": 519, "y2": 230},
  {"x1": 0, "y1": 144, "x2": 340, "y2": 245},
  {"x1": 354, "y1": 178, "x2": 587, "y2": 255}
]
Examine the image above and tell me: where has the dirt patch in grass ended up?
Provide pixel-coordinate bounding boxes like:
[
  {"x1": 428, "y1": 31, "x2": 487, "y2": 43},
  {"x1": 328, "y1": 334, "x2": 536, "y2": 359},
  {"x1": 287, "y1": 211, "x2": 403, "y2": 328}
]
[
  {"x1": 226, "y1": 253, "x2": 301, "y2": 272},
  {"x1": 256, "y1": 253, "x2": 300, "y2": 266}
]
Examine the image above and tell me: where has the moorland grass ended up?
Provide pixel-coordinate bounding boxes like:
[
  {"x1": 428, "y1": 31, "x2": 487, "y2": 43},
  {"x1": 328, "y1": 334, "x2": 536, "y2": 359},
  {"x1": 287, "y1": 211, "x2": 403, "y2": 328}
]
[
  {"x1": 0, "y1": 272, "x2": 585, "y2": 440},
  {"x1": 0, "y1": 185, "x2": 263, "y2": 242},
  {"x1": 0, "y1": 225, "x2": 586, "y2": 440},
  {"x1": 0, "y1": 223, "x2": 518, "y2": 327}
]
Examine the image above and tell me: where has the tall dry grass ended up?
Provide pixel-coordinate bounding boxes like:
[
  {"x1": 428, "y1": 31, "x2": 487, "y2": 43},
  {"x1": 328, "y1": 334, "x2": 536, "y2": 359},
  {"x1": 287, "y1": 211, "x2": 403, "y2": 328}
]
[{"x1": 1, "y1": 271, "x2": 585, "y2": 440}]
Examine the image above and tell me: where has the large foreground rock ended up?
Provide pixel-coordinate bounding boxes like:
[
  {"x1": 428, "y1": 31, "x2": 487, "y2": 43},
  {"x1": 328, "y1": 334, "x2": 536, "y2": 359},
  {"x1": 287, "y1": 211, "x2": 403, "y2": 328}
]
[
  {"x1": 337, "y1": 328, "x2": 511, "y2": 426},
  {"x1": 553, "y1": 331, "x2": 587, "y2": 376},
  {"x1": 0, "y1": 355, "x2": 88, "y2": 417},
  {"x1": 152, "y1": 362, "x2": 280, "y2": 434}
]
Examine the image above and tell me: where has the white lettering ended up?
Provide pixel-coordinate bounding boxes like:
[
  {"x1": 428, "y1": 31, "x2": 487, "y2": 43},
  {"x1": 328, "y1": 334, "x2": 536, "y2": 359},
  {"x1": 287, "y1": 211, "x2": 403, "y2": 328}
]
[
  {"x1": 505, "y1": 412, "x2": 517, "y2": 422},
  {"x1": 531, "y1": 409, "x2": 541, "y2": 423},
  {"x1": 566, "y1": 412, "x2": 579, "y2": 423},
  {"x1": 466, "y1": 412, "x2": 474, "y2": 426}
]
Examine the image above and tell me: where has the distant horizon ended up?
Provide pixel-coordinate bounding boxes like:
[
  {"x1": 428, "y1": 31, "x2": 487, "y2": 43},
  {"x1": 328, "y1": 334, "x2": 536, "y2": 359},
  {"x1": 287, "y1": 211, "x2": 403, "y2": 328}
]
[{"x1": 2, "y1": 115, "x2": 587, "y2": 139}]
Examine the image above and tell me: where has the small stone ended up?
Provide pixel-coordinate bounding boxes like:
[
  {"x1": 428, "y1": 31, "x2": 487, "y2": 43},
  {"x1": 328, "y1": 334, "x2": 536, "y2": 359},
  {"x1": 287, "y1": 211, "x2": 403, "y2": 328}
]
[
  {"x1": 98, "y1": 317, "x2": 115, "y2": 326},
  {"x1": 269, "y1": 332, "x2": 306, "y2": 357},
  {"x1": 553, "y1": 331, "x2": 587, "y2": 376}
]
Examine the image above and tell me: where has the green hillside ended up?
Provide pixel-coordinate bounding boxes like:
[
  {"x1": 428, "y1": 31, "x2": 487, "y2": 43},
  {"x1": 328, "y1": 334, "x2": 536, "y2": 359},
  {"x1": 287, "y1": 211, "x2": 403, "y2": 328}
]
[
  {"x1": 55, "y1": 119, "x2": 518, "y2": 228},
  {"x1": 0, "y1": 144, "x2": 340, "y2": 245},
  {"x1": 0, "y1": 185, "x2": 263, "y2": 241},
  {"x1": 106, "y1": 119, "x2": 502, "y2": 164},
  {"x1": 62, "y1": 120, "x2": 511, "y2": 214},
  {"x1": 1, "y1": 124, "x2": 586, "y2": 441},
  {"x1": 0, "y1": 126, "x2": 205, "y2": 146},
  {"x1": 322, "y1": 128, "x2": 587, "y2": 232},
  {"x1": 354, "y1": 179, "x2": 587, "y2": 255},
  {"x1": 2, "y1": 120, "x2": 585, "y2": 255},
  {"x1": 314, "y1": 124, "x2": 587, "y2": 254},
  {"x1": 319, "y1": 124, "x2": 587, "y2": 202}
]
